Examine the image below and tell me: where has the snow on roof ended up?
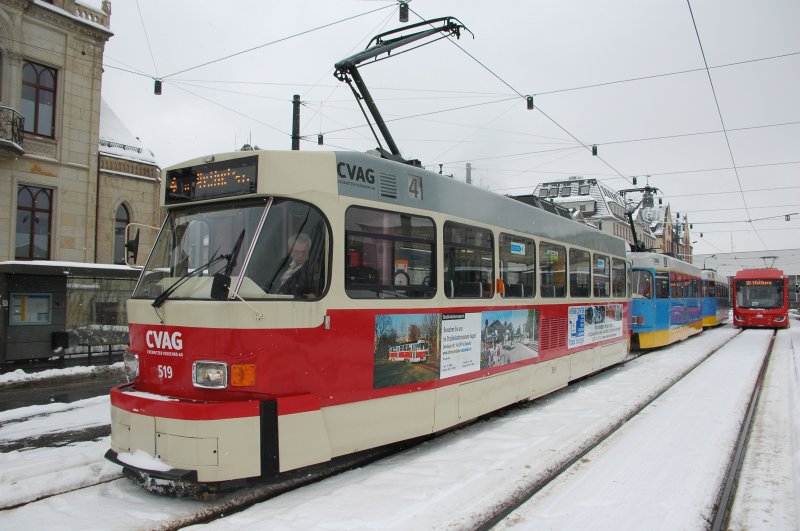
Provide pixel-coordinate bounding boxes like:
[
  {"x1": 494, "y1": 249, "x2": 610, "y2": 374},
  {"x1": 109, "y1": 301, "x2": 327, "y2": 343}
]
[
  {"x1": 99, "y1": 99, "x2": 158, "y2": 166},
  {"x1": 535, "y1": 177, "x2": 621, "y2": 219},
  {"x1": 76, "y1": 0, "x2": 104, "y2": 10}
]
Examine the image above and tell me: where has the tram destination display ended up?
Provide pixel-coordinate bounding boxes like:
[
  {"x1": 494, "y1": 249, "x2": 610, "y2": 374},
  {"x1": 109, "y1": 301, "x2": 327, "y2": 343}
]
[{"x1": 166, "y1": 155, "x2": 258, "y2": 204}]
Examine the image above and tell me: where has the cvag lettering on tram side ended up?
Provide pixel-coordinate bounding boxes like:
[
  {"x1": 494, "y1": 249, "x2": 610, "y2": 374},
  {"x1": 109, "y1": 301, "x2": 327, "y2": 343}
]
[{"x1": 337, "y1": 162, "x2": 375, "y2": 184}]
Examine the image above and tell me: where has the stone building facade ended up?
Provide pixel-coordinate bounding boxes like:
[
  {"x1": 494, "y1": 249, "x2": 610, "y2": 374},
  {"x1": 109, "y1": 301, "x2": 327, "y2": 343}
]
[
  {"x1": 526, "y1": 176, "x2": 693, "y2": 262},
  {"x1": 0, "y1": 0, "x2": 160, "y2": 265}
]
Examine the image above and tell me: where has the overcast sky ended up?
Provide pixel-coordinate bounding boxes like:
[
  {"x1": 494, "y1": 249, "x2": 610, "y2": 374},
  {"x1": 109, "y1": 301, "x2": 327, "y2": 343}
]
[{"x1": 99, "y1": 0, "x2": 800, "y2": 257}]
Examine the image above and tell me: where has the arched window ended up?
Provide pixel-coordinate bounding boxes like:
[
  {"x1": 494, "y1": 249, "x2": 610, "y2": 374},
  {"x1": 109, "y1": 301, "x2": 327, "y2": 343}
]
[
  {"x1": 22, "y1": 61, "x2": 57, "y2": 137},
  {"x1": 114, "y1": 203, "x2": 130, "y2": 264},
  {"x1": 16, "y1": 185, "x2": 53, "y2": 259}
]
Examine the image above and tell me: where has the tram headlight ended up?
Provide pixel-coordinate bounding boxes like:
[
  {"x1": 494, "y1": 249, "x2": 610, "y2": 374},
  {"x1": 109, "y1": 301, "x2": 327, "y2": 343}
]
[
  {"x1": 123, "y1": 351, "x2": 139, "y2": 382},
  {"x1": 193, "y1": 361, "x2": 228, "y2": 389}
]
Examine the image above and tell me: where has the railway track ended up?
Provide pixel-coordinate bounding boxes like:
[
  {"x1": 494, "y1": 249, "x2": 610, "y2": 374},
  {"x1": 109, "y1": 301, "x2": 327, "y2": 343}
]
[
  {"x1": 483, "y1": 327, "x2": 776, "y2": 530},
  {"x1": 3, "y1": 325, "x2": 788, "y2": 529}
]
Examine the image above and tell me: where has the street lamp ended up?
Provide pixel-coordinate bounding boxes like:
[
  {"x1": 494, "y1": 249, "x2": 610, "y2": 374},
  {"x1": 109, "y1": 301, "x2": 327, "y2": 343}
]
[{"x1": 703, "y1": 254, "x2": 716, "y2": 269}]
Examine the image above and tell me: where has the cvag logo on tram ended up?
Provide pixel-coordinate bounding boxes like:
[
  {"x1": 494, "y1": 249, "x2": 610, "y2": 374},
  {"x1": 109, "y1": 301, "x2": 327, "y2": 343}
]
[{"x1": 337, "y1": 162, "x2": 375, "y2": 184}]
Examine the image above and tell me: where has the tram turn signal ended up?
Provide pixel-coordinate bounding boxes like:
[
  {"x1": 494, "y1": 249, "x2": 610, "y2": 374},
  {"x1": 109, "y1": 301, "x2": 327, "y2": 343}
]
[{"x1": 231, "y1": 364, "x2": 256, "y2": 387}]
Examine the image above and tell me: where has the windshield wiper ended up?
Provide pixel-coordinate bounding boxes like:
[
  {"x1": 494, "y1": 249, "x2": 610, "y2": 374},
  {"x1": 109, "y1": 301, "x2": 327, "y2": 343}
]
[
  {"x1": 152, "y1": 251, "x2": 226, "y2": 308},
  {"x1": 211, "y1": 229, "x2": 246, "y2": 300}
]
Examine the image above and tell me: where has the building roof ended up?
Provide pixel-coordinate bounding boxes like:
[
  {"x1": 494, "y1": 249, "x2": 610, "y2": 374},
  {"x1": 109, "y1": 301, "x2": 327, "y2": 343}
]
[
  {"x1": 533, "y1": 177, "x2": 624, "y2": 220},
  {"x1": 639, "y1": 205, "x2": 668, "y2": 236},
  {"x1": 99, "y1": 99, "x2": 158, "y2": 165}
]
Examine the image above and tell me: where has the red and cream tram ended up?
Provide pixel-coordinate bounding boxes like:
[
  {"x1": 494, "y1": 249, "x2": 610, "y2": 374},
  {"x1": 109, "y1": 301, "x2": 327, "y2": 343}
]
[
  {"x1": 106, "y1": 149, "x2": 630, "y2": 490},
  {"x1": 389, "y1": 339, "x2": 429, "y2": 363}
]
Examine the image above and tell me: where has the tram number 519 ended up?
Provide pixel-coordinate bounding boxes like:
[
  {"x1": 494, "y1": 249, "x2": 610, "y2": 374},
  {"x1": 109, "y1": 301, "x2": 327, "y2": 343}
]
[
  {"x1": 408, "y1": 175, "x2": 423, "y2": 200},
  {"x1": 157, "y1": 365, "x2": 173, "y2": 379}
]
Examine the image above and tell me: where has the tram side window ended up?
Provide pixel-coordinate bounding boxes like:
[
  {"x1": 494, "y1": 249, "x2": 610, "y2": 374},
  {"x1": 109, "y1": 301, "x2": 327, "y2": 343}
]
[
  {"x1": 345, "y1": 206, "x2": 435, "y2": 299},
  {"x1": 569, "y1": 248, "x2": 591, "y2": 298},
  {"x1": 691, "y1": 277, "x2": 700, "y2": 298},
  {"x1": 612, "y1": 258, "x2": 627, "y2": 297},
  {"x1": 593, "y1": 253, "x2": 611, "y2": 297},
  {"x1": 671, "y1": 273, "x2": 680, "y2": 298},
  {"x1": 444, "y1": 222, "x2": 493, "y2": 298},
  {"x1": 631, "y1": 270, "x2": 652, "y2": 299},
  {"x1": 539, "y1": 241, "x2": 566, "y2": 298},
  {"x1": 655, "y1": 271, "x2": 670, "y2": 298},
  {"x1": 500, "y1": 233, "x2": 535, "y2": 298}
]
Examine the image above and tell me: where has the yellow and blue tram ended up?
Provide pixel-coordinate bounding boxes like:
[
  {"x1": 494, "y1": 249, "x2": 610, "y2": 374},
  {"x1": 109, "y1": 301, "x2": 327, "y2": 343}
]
[
  {"x1": 629, "y1": 252, "x2": 703, "y2": 349},
  {"x1": 700, "y1": 269, "x2": 730, "y2": 328},
  {"x1": 105, "y1": 149, "x2": 631, "y2": 488}
]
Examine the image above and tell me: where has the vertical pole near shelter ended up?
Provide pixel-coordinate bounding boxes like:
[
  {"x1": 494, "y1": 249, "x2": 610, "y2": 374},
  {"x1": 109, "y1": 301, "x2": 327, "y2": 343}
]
[{"x1": 291, "y1": 95, "x2": 300, "y2": 150}]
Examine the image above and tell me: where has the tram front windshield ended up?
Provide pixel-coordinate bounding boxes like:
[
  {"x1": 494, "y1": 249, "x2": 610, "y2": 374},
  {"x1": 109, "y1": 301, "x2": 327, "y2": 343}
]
[
  {"x1": 133, "y1": 198, "x2": 328, "y2": 301},
  {"x1": 735, "y1": 279, "x2": 783, "y2": 309}
]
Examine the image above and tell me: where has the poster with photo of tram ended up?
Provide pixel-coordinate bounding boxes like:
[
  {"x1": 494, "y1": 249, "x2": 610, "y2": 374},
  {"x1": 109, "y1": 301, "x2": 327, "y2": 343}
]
[
  {"x1": 373, "y1": 313, "x2": 440, "y2": 389},
  {"x1": 374, "y1": 308, "x2": 542, "y2": 388}
]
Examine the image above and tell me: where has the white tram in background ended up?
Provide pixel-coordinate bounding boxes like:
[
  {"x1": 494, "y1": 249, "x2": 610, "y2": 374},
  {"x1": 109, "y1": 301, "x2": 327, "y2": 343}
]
[{"x1": 106, "y1": 149, "x2": 630, "y2": 490}]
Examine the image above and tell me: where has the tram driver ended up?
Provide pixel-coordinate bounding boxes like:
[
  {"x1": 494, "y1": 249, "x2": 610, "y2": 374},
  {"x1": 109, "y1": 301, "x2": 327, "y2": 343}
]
[{"x1": 268, "y1": 233, "x2": 320, "y2": 298}]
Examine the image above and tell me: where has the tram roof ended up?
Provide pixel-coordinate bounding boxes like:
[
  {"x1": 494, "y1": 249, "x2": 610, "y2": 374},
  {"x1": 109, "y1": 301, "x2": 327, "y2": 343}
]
[
  {"x1": 628, "y1": 252, "x2": 701, "y2": 275},
  {"x1": 734, "y1": 268, "x2": 786, "y2": 279},
  {"x1": 163, "y1": 150, "x2": 628, "y2": 256}
]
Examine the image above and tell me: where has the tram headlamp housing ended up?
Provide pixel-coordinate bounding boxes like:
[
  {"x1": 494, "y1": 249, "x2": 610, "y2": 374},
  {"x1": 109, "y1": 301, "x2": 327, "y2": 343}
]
[
  {"x1": 193, "y1": 361, "x2": 228, "y2": 389},
  {"x1": 123, "y1": 351, "x2": 139, "y2": 382}
]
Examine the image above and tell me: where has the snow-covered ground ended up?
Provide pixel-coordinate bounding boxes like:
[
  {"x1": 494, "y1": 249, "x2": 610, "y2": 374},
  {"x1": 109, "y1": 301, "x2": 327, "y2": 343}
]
[{"x1": 0, "y1": 320, "x2": 797, "y2": 529}]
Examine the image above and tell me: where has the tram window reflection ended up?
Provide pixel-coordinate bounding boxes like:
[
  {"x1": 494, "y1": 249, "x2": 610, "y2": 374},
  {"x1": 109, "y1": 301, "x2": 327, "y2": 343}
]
[
  {"x1": 539, "y1": 241, "x2": 566, "y2": 298},
  {"x1": 593, "y1": 253, "x2": 610, "y2": 298},
  {"x1": 569, "y1": 248, "x2": 591, "y2": 298},
  {"x1": 612, "y1": 258, "x2": 627, "y2": 298},
  {"x1": 344, "y1": 206, "x2": 435, "y2": 299},
  {"x1": 444, "y1": 222, "x2": 493, "y2": 299},
  {"x1": 500, "y1": 233, "x2": 535, "y2": 298}
]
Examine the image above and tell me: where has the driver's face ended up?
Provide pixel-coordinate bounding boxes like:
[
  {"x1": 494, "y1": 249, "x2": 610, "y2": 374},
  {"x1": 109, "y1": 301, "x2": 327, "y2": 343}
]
[{"x1": 291, "y1": 242, "x2": 310, "y2": 265}]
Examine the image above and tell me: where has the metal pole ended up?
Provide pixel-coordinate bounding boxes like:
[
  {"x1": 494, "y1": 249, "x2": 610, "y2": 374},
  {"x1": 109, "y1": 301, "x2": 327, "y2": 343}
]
[{"x1": 291, "y1": 95, "x2": 300, "y2": 150}]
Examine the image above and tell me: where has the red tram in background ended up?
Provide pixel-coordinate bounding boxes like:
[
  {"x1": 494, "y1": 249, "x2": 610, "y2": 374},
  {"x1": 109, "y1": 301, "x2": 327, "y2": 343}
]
[{"x1": 732, "y1": 268, "x2": 789, "y2": 329}]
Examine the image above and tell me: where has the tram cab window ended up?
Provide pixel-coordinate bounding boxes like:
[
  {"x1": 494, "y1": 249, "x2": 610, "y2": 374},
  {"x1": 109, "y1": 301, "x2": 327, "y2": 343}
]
[
  {"x1": 612, "y1": 258, "x2": 627, "y2": 298},
  {"x1": 593, "y1": 253, "x2": 610, "y2": 297},
  {"x1": 631, "y1": 270, "x2": 653, "y2": 299},
  {"x1": 246, "y1": 199, "x2": 329, "y2": 300},
  {"x1": 344, "y1": 206, "x2": 435, "y2": 299},
  {"x1": 539, "y1": 241, "x2": 566, "y2": 298},
  {"x1": 500, "y1": 233, "x2": 535, "y2": 298},
  {"x1": 569, "y1": 249, "x2": 591, "y2": 298},
  {"x1": 444, "y1": 222, "x2": 493, "y2": 299}
]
